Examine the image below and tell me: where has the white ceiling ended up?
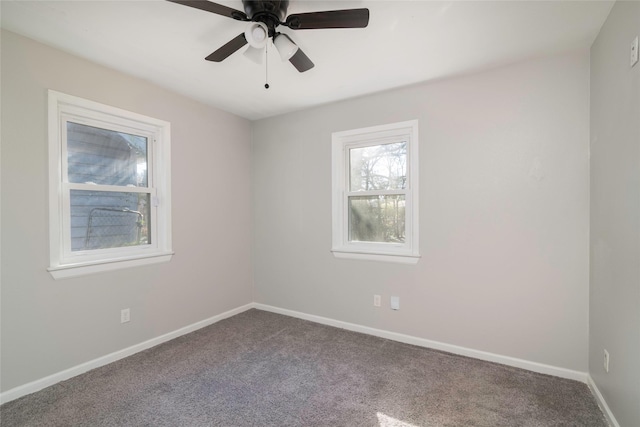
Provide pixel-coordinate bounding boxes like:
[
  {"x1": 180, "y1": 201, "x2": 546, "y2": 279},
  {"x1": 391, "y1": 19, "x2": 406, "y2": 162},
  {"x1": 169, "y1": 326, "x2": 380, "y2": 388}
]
[{"x1": 1, "y1": 0, "x2": 613, "y2": 120}]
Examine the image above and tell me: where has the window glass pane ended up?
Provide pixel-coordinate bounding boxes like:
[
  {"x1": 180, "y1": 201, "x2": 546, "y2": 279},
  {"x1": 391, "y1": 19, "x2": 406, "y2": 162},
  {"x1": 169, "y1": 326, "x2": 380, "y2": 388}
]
[
  {"x1": 349, "y1": 142, "x2": 406, "y2": 192},
  {"x1": 349, "y1": 195, "x2": 405, "y2": 243},
  {"x1": 70, "y1": 190, "x2": 151, "y2": 251},
  {"x1": 67, "y1": 122, "x2": 148, "y2": 187}
]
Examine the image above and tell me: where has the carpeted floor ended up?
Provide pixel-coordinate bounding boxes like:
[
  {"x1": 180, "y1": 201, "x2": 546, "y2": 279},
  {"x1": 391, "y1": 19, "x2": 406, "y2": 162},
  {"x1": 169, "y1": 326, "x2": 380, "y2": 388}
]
[{"x1": 1, "y1": 309, "x2": 607, "y2": 426}]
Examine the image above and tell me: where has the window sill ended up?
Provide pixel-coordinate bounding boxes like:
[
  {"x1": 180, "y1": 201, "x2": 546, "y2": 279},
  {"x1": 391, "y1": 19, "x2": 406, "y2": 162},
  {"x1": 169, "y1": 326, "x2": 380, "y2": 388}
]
[
  {"x1": 331, "y1": 250, "x2": 420, "y2": 264},
  {"x1": 48, "y1": 252, "x2": 174, "y2": 279}
]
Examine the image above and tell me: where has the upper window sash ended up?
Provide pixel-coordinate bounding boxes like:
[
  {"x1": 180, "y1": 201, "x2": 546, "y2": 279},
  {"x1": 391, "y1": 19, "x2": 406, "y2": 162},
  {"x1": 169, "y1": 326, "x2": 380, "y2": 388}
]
[{"x1": 60, "y1": 114, "x2": 156, "y2": 189}]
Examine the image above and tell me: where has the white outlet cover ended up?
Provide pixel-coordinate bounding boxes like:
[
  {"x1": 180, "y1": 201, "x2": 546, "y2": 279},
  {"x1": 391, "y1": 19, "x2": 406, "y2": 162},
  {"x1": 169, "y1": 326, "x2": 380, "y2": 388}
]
[
  {"x1": 390, "y1": 296, "x2": 400, "y2": 310},
  {"x1": 631, "y1": 36, "x2": 639, "y2": 67}
]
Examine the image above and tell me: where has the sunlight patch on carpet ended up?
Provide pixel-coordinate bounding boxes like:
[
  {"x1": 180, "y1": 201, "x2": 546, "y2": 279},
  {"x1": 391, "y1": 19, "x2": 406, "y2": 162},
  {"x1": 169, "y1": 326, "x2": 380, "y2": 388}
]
[{"x1": 377, "y1": 412, "x2": 420, "y2": 427}]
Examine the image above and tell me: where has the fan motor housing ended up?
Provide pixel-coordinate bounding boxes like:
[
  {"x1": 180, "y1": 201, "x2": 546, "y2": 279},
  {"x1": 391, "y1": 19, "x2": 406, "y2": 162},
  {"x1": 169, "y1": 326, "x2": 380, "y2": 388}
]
[{"x1": 243, "y1": 0, "x2": 289, "y2": 22}]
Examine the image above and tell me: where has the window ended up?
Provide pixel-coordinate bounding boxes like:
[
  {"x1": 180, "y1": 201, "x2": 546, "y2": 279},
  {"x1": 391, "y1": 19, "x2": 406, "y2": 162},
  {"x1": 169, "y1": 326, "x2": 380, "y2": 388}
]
[
  {"x1": 332, "y1": 120, "x2": 419, "y2": 263},
  {"x1": 48, "y1": 90, "x2": 172, "y2": 279}
]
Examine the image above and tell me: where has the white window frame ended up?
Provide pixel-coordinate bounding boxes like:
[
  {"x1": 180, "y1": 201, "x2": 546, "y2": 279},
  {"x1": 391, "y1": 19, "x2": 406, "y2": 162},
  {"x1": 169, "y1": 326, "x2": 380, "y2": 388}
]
[
  {"x1": 331, "y1": 120, "x2": 420, "y2": 264},
  {"x1": 48, "y1": 90, "x2": 173, "y2": 279}
]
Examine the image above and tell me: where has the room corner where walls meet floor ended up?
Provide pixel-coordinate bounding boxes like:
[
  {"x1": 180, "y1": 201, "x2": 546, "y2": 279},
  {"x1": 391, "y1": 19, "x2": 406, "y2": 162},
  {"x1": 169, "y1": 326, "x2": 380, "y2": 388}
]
[{"x1": 0, "y1": 302, "x2": 619, "y2": 426}]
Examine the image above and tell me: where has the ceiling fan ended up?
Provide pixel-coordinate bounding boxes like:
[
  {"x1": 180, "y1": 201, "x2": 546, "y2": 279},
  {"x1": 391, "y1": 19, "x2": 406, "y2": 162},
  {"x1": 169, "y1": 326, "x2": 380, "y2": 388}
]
[{"x1": 167, "y1": 0, "x2": 370, "y2": 73}]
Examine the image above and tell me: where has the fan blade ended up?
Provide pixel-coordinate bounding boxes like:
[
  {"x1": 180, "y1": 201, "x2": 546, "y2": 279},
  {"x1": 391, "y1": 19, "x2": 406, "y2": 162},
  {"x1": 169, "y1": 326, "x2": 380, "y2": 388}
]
[
  {"x1": 289, "y1": 48, "x2": 314, "y2": 72},
  {"x1": 205, "y1": 33, "x2": 248, "y2": 62},
  {"x1": 166, "y1": 0, "x2": 248, "y2": 21},
  {"x1": 284, "y1": 9, "x2": 369, "y2": 30}
]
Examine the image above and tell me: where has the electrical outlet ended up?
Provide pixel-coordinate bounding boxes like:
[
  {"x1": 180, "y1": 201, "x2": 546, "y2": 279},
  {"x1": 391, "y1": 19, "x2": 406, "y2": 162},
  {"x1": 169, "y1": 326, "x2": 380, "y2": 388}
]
[
  {"x1": 603, "y1": 349, "x2": 610, "y2": 373},
  {"x1": 373, "y1": 294, "x2": 381, "y2": 307},
  {"x1": 631, "y1": 36, "x2": 639, "y2": 67},
  {"x1": 390, "y1": 296, "x2": 400, "y2": 310},
  {"x1": 121, "y1": 308, "x2": 130, "y2": 324}
]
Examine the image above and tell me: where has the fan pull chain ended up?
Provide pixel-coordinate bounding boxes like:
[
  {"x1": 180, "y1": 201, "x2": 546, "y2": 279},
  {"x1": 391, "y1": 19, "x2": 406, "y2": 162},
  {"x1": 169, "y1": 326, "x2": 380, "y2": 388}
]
[{"x1": 264, "y1": 43, "x2": 270, "y2": 89}]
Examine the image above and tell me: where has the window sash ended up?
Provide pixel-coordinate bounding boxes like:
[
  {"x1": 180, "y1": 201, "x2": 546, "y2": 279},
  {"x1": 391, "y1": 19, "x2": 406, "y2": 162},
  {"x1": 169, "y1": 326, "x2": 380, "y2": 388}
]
[
  {"x1": 344, "y1": 139, "x2": 411, "y2": 250},
  {"x1": 59, "y1": 116, "x2": 159, "y2": 262},
  {"x1": 60, "y1": 186, "x2": 158, "y2": 262},
  {"x1": 342, "y1": 194, "x2": 412, "y2": 249},
  {"x1": 61, "y1": 115, "x2": 155, "y2": 188}
]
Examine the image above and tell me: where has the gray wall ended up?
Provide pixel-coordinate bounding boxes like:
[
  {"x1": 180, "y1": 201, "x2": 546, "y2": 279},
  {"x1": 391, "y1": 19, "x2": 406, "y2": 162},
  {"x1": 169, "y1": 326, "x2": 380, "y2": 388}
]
[
  {"x1": 0, "y1": 30, "x2": 253, "y2": 392},
  {"x1": 589, "y1": 1, "x2": 640, "y2": 426},
  {"x1": 6, "y1": 17, "x2": 629, "y2": 410},
  {"x1": 253, "y1": 50, "x2": 591, "y2": 372}
]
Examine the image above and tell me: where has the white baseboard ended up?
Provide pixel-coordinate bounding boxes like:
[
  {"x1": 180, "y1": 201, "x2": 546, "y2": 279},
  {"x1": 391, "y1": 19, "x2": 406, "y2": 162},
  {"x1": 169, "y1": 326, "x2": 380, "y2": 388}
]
[
  {"x1": 0, "y1": 301, "x2": 596, "y2": 411},
  {"x1": 587, "y1": 375, "x2": 620, "y2": 427},
  {"x1": 254, "y1": 303, "x2": 589, "y2": 383},
  {"x1": 0, "y1": 303, "x2": 254, "y2": 405}
]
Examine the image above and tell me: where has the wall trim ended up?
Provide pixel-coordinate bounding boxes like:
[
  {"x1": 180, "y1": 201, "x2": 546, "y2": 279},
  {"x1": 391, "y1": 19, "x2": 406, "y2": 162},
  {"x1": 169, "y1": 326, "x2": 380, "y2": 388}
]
[
  {"x1": 1, "y1": 301, "x2": 600, "y2": 415},
  {"x1": 587, "y1": 375, "x2": 620, "y2": 427},
  {"x1": 0, "y1": 303, "x2": 254, "y2": 405},
  {"x1": 254, "y1": 303, "x2": 589, "y2": 383}
]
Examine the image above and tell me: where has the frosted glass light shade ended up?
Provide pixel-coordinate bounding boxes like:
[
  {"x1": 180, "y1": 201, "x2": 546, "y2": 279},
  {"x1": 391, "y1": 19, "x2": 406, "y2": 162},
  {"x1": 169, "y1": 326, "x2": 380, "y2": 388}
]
[
  {"x1": 243, "y1": 46, "x2": 264, "y2": 64},
  {"x1": 245, "y1": 22, "x2": 268, "y2": 48},
  {"x1": 273, "y1": 33, "x2": 298, "y2": 61}
]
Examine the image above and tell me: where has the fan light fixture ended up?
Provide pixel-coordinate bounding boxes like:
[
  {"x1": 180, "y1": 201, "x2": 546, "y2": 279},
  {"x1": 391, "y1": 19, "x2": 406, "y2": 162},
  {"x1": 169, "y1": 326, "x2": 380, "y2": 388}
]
[
  {"x1": 273, "y1": 33, "x2": 299, "y2": 61},
  {"x1": 243, "y1": 46, "x2": 264, "y2": 64},
  {"x1": 245, "y1": 22, "x2": 268, "y2": 48},
  {"x1": 166, "y1": 0, "x2": 371, "y2": 74}
]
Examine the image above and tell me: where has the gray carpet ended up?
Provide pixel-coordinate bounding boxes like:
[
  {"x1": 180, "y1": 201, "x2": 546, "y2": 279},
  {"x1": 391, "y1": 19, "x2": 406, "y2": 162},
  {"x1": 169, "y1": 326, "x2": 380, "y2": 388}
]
[{"x1": 1, "y1": 309, "x2": 607, "y2": 426}]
